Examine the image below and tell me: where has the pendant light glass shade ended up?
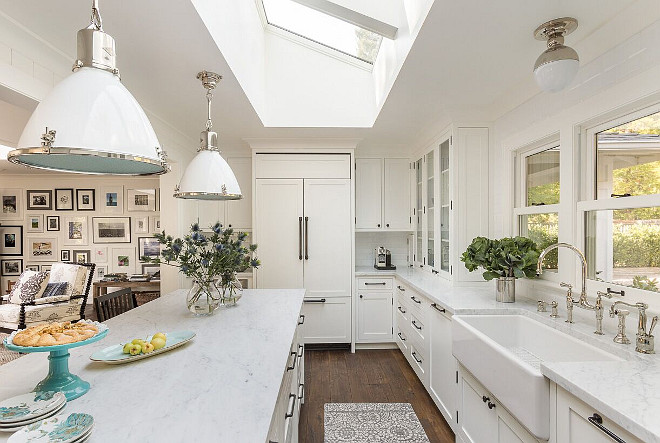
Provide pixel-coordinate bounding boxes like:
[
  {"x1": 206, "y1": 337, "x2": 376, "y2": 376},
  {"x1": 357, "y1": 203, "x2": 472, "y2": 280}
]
[
  {"x1": 532, "y1": 17, "x2": 579, "y2": 94},
  {"x1": 8, "y1": 1, "x2": 168, "y2": 175},
  {"x1": 174, "y1": 71, "x2": 242, "y2": 200}
]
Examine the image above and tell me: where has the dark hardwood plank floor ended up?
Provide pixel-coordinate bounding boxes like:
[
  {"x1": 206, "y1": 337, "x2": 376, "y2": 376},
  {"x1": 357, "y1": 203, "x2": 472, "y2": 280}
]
[{"x1": 299, "y1": 349, "x2": 455, "y2": 443}]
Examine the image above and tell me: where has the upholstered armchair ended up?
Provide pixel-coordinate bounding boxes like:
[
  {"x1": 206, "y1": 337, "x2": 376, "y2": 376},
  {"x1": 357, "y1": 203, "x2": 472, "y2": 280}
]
[{"x1": 0, "y1": 262, "x2": 95, "y2": 330}]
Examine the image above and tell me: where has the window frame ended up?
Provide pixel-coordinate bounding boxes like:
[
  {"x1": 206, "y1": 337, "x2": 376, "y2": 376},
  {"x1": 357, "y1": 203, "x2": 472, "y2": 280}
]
[
  {"x1": 578, "y1": 102, "x2": 660, "y2": 302},
  {"x1": 514, "y1": 139, "x2": 561, "y2": 283}
]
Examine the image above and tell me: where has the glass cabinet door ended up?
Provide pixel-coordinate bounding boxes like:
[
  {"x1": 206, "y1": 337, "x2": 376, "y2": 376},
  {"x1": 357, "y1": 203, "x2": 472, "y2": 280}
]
[
  {"x1": 440, "y1": 139, "x2": 451, "y2": 273},
  {"x1": 427, "y1": 150, "x2": 435, "y2": 268},
  {"x1": 415, "y1": 158, "x2": 423, "y2": 265}
]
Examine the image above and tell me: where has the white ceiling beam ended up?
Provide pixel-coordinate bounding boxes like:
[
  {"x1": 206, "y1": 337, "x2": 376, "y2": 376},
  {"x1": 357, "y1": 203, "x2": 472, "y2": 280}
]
[{"x1": 291, "y1": 0, "x2": 398, "y2": 39}]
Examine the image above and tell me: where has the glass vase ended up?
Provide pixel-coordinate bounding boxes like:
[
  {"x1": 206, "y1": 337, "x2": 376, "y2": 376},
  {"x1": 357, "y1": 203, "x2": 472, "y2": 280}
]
[
  {"x1": 219, "y1": 276, "x2": 243, "y2": 306},
  {"x1": 186, "y1": 280, "x2": 221, "y2": 316}
]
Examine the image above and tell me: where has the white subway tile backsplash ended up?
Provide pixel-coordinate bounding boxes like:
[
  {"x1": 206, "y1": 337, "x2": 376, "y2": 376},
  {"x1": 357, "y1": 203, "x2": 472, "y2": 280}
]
[{"x1": 355, "y1": 232, "x2": 412, "y2": 268}]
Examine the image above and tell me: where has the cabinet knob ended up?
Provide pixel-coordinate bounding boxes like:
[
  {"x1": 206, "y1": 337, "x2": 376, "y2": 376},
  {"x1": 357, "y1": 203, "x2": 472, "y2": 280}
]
[
  {"x1": 487, "y1": 401, "x2": 496, "y2": 410},
  {"x1": 228, "y1": 224, "x2": 232, "y2": 227},
  {"x1": 482, "y1": 396, "x2": 489, "y2": 403},
  {"x1": 359, "y1": 294, "x2": 363, "y2": 299},
  {"x1": 377, "y1": 224, "x2": 381, "y2": 228},
  {"x1": 386, "y1": 223, "x2": 390, "y2": 227}
]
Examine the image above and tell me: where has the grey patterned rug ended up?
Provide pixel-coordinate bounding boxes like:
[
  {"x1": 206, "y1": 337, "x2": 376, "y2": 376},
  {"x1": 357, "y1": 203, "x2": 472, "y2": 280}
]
[
  {"x1": 324, "y1": 403, "x2": 430, "y2": 443},
  {"x1": 0, "y1": 333, "x2": 22, "y2": 366}
]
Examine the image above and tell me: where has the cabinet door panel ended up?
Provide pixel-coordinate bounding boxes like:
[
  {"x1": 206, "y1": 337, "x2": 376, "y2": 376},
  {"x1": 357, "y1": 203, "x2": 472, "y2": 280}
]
[
  {"x1": 384, "y1": 158, "x2": 411, "y2": 230},
  {"x1": 303, "y1": 179, "x2": 352, "y2": 298},
  {"x1": 300, "y1": 297, "x2": 351, "y2": 343},
  {"x1": 197, "y1": 200, "x2": 224, "y2": 228},
  {"x1": 459, "y1": 372, "x2": 497, "y2": 443},
  {"x1": 255, "y1": 179, "x2": 304, "y2": 289},
  {"x1": 355, "y1": 159, "x2": 383, "y2": 229},
  {"x1": 357, "y1": 291, "x2": 393, "y2": 341},
  {"x1": 226, "y1": 157, "x2": 251, "y2": 229},
  {"x1": 429, "y1": 308, "x2": 457, "y2": 426}
]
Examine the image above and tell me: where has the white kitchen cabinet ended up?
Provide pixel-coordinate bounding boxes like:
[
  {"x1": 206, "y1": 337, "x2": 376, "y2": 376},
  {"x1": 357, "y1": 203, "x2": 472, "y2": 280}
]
[
  {"x1": 556, "y1": 385, "x2": 643, "y2": 443},
  {"x1": 300, "y1": 297, "x2": 352, "y2": 343},
  {"x1": 357, "y1": 290, "x2": 393, "y2": 342},
  {"x1": 226, "y1": 157, "x2": 251, "y2": 229},
  {"x1": 428, "y1": 301, "x2": 457, "y2": 428},
  {"x1": 197, "y1": 199, "x2": 225, "y2": 229},
  {"x1": 355, "y1": 157, "x2": 411, "y2": 231}
]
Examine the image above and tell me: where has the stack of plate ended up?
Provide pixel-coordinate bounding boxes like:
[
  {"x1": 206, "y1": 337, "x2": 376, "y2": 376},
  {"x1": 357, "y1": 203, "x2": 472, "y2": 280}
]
[
  {"x1": 0, "y1": 392, "x2": 66, "y2": 432},
  {"x1": 8, "y1": 412, "x2": 94, "y2": 443}
]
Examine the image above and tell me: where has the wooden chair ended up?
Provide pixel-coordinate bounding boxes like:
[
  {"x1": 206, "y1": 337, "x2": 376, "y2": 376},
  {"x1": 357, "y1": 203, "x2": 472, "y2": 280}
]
[{"x1": 94, "y1": 288, "x2": 137, "y2": 322}]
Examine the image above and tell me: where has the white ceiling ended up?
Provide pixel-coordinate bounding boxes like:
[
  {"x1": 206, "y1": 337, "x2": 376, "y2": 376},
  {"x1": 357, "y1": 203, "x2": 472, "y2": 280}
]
[{"x1": 0, "y1": 0, "x2": 643, "y2": 163}]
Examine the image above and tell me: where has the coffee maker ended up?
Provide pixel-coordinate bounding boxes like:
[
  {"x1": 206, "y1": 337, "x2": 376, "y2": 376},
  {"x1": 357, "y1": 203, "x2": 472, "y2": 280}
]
[{"x1": 374, "y1": 247, "x2": 396, "y2": 270}]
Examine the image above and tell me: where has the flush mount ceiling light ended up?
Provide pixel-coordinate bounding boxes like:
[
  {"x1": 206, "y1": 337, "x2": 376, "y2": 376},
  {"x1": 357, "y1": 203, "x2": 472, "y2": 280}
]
[
  {"x1": 173, "y1": 71, "x2": 242, "y2": 200},
  {"x1": 533, "y1": 17, "x2": 579, "y2": 93},
  {"x1": 8, "y1": 0, "x2": 168, "y2": 175}
]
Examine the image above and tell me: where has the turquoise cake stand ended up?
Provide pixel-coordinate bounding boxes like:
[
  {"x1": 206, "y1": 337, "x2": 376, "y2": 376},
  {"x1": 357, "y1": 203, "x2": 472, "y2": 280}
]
[{"x1": 4, "y1": 326, "x2": 108, "y2": 401}]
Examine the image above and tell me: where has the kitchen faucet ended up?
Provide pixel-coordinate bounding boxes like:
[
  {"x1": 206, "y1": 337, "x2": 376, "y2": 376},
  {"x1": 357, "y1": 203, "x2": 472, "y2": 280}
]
[{"x1": 609, "y1": 301, "x2": 658, "y2": 354}]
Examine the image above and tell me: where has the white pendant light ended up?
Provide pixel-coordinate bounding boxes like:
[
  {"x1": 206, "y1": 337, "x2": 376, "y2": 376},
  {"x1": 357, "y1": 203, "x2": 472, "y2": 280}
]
[
  {"x1": 533, "y1": 17, "x2": 579, "y2": 93},
  {"x1": 173, "y1": 71, "x2": 242, "y2": 200},
  {"x1": 8, "y1": 0, "x2": 168, "y2": 175}
]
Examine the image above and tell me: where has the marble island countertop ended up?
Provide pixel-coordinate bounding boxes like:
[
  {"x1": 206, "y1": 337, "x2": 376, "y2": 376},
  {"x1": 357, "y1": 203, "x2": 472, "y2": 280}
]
[
  {"x1": 0, "y1": 289, "x2": 305, "y2": 443},
  {"x1": 357, "y1": 265, "x2": 660, "y2": 442}
]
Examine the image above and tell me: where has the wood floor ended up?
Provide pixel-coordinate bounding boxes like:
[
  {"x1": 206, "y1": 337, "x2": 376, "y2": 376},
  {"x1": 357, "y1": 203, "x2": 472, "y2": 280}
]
[{"x1": 299, "y1": 348, "x2": 455, "y2": 443}]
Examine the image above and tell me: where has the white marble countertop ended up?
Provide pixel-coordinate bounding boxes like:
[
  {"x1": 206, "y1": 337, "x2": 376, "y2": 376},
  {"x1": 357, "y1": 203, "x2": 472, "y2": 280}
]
[
  {"x1": 356, "y1": 266, "x2": 660, "y2": 442},
  {"x1": 0, "y1": 289, "x2": 305, "y2": 443}
]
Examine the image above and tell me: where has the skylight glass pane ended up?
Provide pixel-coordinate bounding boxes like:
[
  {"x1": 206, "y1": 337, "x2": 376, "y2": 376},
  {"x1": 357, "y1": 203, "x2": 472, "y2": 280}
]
[{"x1": 261, "y1": 0, "x2": 383, "y2": 64}]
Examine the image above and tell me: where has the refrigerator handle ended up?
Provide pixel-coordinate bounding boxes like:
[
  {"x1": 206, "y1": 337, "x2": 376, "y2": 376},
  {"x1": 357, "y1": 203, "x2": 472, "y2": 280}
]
[
  {"x1": 304, "y1": 216, "x2": 309, "y2": 260},
  {"x1": 298, "y1": 216, "x2": 303, "y2": 260}
]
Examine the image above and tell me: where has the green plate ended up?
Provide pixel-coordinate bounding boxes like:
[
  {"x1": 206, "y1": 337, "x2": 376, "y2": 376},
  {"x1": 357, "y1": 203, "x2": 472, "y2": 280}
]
[{"x1": 89, "y1": 331, "x2": 195, "y2": 364}]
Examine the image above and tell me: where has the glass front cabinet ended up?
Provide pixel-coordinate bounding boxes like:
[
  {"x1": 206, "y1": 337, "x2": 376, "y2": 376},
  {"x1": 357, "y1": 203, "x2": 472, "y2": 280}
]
[{"x1": 414, "y1": 134, "x2": 452, "y2": 278}]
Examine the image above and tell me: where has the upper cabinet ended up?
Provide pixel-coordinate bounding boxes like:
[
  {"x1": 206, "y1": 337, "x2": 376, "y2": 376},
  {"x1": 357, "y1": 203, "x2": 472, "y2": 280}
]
[{"x1": 355, "y1": 158, "x2": 411, "y2": 231}]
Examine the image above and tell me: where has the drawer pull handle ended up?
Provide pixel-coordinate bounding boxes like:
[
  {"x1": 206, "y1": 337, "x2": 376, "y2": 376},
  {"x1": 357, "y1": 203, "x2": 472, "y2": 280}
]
[
  {"x1": 285, "y1": 393, "x2": 296, "y2": 418},
  {"x1": 431, "y1": 303, "x2": 446, "y2": 313},
  {"x1": 588, "y1": 414, "x2": 626, "y2": 443},
  {"x1": 411, "y1": 296, "x2": 421, "y2": 304},
  {"x1": 365, "y1": 282, "x2": 386, "y2": 286},
  {"x1": 397, "y1": 286, "x2": 406, "y2": 292},
  {"x1": 487, "y1": 401, "x2": 496, "y2": 410},
  {"x1": 398, "y1": 306, "x2": 406, "y2": 314},
  {"x1": 298, "y1": 383, "x2": 305, "y2": 400},
  {"x1": 397, "y1": 332, "x2": 406, "y2": 341},
  {"x1": 412, "y1": 320, "x2": 422, "y2": 330},
  {"x1": 412, "y1": 351, "x2": 422, "y2": 364},
  {"x1": 297, "y1": 344, "x2": 304, "y2": 358},
  {"x1": 298, "y1": 314, "x2": 305, "y2": 325},
  {"x1": 286, "y1": 351, "x2": 297, "y2": 371},
  {"x1": 303, "y1": 298, "x2": 326, "y2": 303}
]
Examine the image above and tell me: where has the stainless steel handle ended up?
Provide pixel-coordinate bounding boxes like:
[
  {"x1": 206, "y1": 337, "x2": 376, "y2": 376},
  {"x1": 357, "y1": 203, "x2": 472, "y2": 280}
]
[
  {"x1": 303, "y1": 298, "x2": 326, "y2": 303},
  {"x1": 412, "y1": 320, "x2": 422, "y2": 330},
  {"x1": 588, "y1": 414, "x2": 625, "y2": 443},
  {"x1": 298, "y1": 314, "x2": 305, "y2": 325},
  {"x1": 298, "y1": 383, "x2": 305, "y2": 400},
  {"x1": 397, "y1": 332, "x2": 406, "y2": 341},
  {"x1": 365, "y1": 282, "x2": 386, "y2": 286},
  {"x1": 286, "y1": 351, "x2": 297, "y2": 371},
  {"x1": 411, "y1": 296, "x2": 421, "y2": 304},
  {"x1": 298, "y1": 216, "x2": 303, "y2": 260},
  {"x1": 285, "y1": 393, "x2": 296, "y2": 418},
  {"x1": 398, "y1": 306, "x2": 406, "y2": 314},
  {"x1": 304, "y1": 216, "x2": 309, "y2": 260},
  {"x1": 431, "y1": 303, "x2": 446, "y2": 313},
  {"x1": 412, "y1": 351, "x2": 422, "y2": 363}
]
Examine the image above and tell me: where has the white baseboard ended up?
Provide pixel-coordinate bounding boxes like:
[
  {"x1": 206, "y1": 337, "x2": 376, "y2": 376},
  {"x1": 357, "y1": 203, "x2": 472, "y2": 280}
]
[{"x1": 355, "y1": 342, "x2": 397, "y2": 350}]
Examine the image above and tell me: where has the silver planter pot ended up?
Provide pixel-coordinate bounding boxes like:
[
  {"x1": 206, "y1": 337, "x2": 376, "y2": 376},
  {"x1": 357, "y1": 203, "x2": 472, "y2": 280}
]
[{"x1": 496, "y1": 277, "x2": 516, "y2": 303}]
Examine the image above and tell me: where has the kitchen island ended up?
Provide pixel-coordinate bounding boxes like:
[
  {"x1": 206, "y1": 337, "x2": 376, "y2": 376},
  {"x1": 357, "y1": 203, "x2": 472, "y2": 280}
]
[{"x1": 0, "y1": 289, "x2": 305, "y2": 443}]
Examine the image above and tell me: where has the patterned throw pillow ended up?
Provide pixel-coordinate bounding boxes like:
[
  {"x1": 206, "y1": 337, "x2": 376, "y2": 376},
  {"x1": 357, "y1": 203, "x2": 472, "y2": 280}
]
[
  {"x1": 42, "y1": 282, "x2": 70, "y2": 298},
  {"x1": 8, "y1": 271, "x2": 50, "y2": 304},
  {"x1": 48, "y1": 263, "x2": 89, "y2": 296}
]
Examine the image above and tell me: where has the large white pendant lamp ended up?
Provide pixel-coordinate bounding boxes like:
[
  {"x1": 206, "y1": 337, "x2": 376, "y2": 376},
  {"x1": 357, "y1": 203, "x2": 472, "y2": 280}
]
[
  {"x1": 173, "y1": 71, "x2": 242, "y2": 200},
  {"x1": 8, "y1": 0, "x2": 168, "y2": 175},
  {"x1": 533, "y1": 17, "x2": 579, "y2": 93}
]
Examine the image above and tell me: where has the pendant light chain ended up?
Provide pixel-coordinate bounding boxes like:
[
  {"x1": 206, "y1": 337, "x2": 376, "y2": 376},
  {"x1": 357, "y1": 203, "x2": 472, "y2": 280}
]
[
  {"x1": 89, "y1": 0, "x2": 103, "y2": 31},
  {"x1": 206, "y1": 89, "x2": 213, "y2": 131}
]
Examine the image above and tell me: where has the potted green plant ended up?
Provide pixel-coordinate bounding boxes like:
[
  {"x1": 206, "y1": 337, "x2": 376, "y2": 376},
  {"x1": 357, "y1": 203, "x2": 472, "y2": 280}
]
[
  {"x1": 460, "y1": 236, "x2": 539, "y2": 302},
  {"x1": 143, "y1": 222, "x2": 260, "y2": 315}
]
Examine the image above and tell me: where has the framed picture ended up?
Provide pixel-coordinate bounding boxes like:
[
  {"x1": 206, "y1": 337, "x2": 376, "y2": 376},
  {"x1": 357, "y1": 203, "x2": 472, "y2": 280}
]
[
  {"x1": 134, "y1": 216, "x2": 149, "y2": 234},
  {"x1": 92, "y1": 217, "x2": 131, "y2": 244},
  {"x1": 0, "y1": 226, "x2": 23, "y2": 256},
  {"x1": 93, "y1": 246, "x2": 108, "y2": 263},
  {"x1": 76, "y1": 189, "x2": 95, "y2": 211},
  {"x1": 63, "y1": 216, "x2": 88, "y2": 246},
  {"x1": 96, "y1": 265, "x2": 107, "y2": 280},
  {"x1": 72, "y1": 250, "x2": 91, "y2": 264},
  {"x1": 100, "y1": 186, "x2": 123, "y2": 214},
  {"x1": 0, "y1": 189, "x2": 22, "y2": 220},
  {"x1": 111, "y1": 247, "x2": 135, "y2": 274},
  {"x1": 126, "y1": 189, "x2": 156, "y2": 212},
  {"x1": 27, "y1": 190, "x2": 52, "y2": 210},
  {"x1": 27, "y1": 214, "x2": 44, "y2": 233},
  {"x1": 60, "y1": 250, "x2": 70, "y2": 262},
  {"x1": 25, "y1": 264, "x2": 40, "y2": 272},
  {"x1": 41, "y1": 264, "x2": 52, "y2": 272},
  {"x1": 47, "y1": 215, "x2": 60, "y2": 232},
  {"x1": 141, "y1": 264, "x2": 160, "y2": 276},
  {"x1": 138, "y1": 237, "x2": 161, "y2": 261},
  {"x1": 150, "y1": 216, "x2": 161, "y2": 233},
  {"x1": 1, "y1": 259, "x2": 22, "y2": 276},
  {"x1": 55, "y1": 189, "x2": 74, "y2": 211},
  {"x1": 27, "y1": 236, "x2": 58, "y2": 262}
]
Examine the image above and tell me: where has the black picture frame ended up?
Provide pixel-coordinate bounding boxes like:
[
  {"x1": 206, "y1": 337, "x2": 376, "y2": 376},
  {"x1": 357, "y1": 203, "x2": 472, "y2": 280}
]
[
  {"x1": 46, "y1": 215, "x2": 60, "y2": 231},
  {"x1": 76, "y1": 189, "x2": 96, "y2": 211},
  {"x1": 0, "y1": 258, "x2": 22, "y2": 276},
  {"x1": 55, "y1": 188, "x2": 74, "y2": 211},
  {"x1": 60, "y1": 249, "x2": 70, "y2": 261},
  {"x1": 92, "y1": 217, "x2": 131, "y2": 244},
  {"x1": 26, "y1": 190, "x2": 52, "y2": 210},
  {"x1": 72, "y1": 249, "x2": 91, "y2": 264},
  {"x1": 0, "y1": 225, "x2": 23, "y2": 256}
]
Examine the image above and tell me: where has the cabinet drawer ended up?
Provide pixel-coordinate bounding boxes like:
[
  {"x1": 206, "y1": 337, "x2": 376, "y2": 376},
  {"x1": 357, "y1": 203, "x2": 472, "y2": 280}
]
[
  {"x1": 395, "y1": 325, "x2": 409, "y2": 353},
  {"x1": 410, "y1": 312, "x2": 427, "y2": 343},
  {"x1": 395, "y1": 301, "x2": 409, "y2": 323},
  {"x1": 300, "y1": 297, "x2": 351, "y2": 343},
  {"x1": 409, "y1": 342, "x2": 429, "y2": 383},
  {"x1": 357, "y1": 277, "x2": 393, "y2": 290}
]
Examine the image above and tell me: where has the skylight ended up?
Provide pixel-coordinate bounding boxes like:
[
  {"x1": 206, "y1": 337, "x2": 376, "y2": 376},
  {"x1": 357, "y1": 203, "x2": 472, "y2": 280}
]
[{"x1": 261, "y1": 0, "x2": 383, "y2": 64}]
